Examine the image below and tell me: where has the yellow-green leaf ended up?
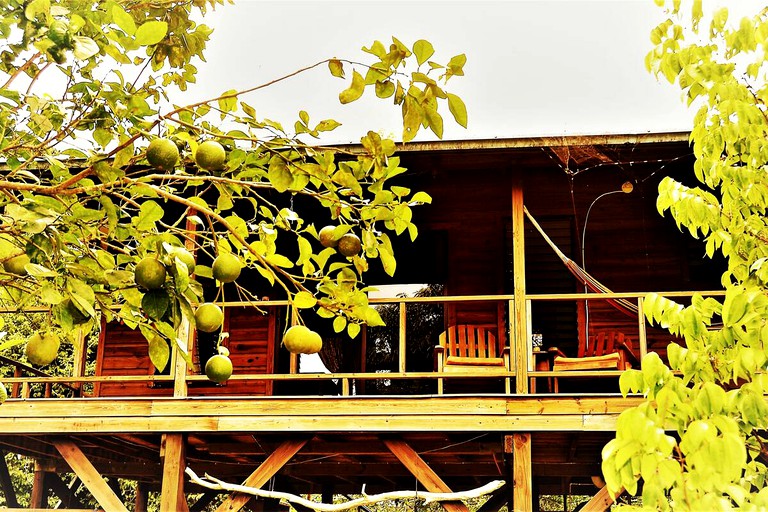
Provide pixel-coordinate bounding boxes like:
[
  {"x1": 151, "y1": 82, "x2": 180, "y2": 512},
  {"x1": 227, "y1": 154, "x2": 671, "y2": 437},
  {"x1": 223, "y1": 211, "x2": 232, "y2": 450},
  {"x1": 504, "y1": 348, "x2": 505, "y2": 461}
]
[
  {"x1": 339, "y1": 70, "x2": 365, "y2": 104},
  {"x1": 293, "y1": 291, "x2": 317, "y2": 309},
  {"x1": 112, "y1": 5, "x2": 136, "y2": 35},
  {"x1": 328, "y1": 59, "x2": 345, "y2": 78},
  {"x1": 135, "y1": 20, "x2": 168, "y2": 46},
  {"x1": 413, "y1": 39, "x2": 434, "y2": 66},
  {"x1": 447, "y1": 93, "x2": 467, "y2": 128}
]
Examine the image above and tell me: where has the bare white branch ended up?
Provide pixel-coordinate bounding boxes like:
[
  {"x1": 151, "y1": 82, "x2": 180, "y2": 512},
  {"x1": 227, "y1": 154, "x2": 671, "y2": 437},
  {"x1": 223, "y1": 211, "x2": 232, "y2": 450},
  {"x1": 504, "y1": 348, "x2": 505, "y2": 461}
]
[{"x1": 185, "y1": 467, "x2": 505, "y2": 512}]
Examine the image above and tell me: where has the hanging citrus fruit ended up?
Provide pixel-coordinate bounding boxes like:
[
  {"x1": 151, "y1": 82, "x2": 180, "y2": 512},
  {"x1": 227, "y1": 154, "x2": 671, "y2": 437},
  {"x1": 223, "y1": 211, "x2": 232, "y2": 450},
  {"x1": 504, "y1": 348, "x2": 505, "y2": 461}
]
[
  {"x1": 205, "y1": 353, "x2": 233, "y2": 383},
  {"x1": 195, "y1": 303, "x2": 224, "y2": 333},
  {"x1": 337, "y1": 233, "x2": 362, "y2": 257},
  {"x1": 26, "y1": 332, "x2": 61, "y2": 366},
  {"x1": 282, "y1": 325, "x2": 323, "y2": 354},
  {"x1": 195, "y1": 140, "x2": 226, "y2": 171},
  {"x1": 134, "y1": 257, "x2": 167, "y2": 290},
  {"x1": 146, "y1": 138, "x2": 180, "y2": 171},
  {"x1": 212, "y1": 252, "x2": 241, "y2": 283}
]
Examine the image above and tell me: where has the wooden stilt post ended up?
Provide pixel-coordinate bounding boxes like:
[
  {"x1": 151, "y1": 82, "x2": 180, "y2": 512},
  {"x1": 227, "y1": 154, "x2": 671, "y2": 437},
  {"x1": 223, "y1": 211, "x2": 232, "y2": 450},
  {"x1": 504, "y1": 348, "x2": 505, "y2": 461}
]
[
  {"x1": 509, "y1": 433, "x2": 532, "y2": 512},
  {"x1": 134, "y1": 482, "x2": 149, "y2": 512},
  {"x1": 29, "y1": 460, "x2": 47, "y2": 508},
  {"x1": 160, "y1": 434, "x2": 188, "y2": 512},
  {"x1": 0, "y1": 450, "x2": 19, "y2": 508}
]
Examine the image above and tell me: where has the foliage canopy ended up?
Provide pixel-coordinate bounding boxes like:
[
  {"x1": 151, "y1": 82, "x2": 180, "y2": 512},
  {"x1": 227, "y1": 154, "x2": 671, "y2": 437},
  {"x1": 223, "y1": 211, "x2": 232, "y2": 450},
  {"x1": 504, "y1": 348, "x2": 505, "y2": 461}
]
[
  {"x1": 603, "y1": 1, "x2": 768, "y2": 509},
  {"x1": 0, "y1": 0, "x2": 467, "y2": 371}
]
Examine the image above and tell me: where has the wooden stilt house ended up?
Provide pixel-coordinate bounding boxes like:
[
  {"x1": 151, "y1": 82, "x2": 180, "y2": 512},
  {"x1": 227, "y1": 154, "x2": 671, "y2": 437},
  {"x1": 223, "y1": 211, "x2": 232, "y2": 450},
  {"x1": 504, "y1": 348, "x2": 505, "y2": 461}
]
[{"x1": 0, "y1": 131, "x2": 724, "y2": 511}]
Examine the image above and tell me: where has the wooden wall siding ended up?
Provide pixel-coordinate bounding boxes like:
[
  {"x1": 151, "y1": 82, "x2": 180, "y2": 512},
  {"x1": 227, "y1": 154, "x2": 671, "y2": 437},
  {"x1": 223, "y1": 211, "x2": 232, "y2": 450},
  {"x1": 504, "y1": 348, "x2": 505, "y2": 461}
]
[{"x1": 94, "y1": 307, "x2": 275, "y2": 398}]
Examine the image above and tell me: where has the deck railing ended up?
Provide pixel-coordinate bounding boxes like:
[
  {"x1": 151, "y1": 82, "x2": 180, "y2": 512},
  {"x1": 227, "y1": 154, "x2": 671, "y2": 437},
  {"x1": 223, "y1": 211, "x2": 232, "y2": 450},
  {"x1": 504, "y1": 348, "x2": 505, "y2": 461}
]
[{"x1": 0, "y1": 290, "x2": 725, "y2": 399}]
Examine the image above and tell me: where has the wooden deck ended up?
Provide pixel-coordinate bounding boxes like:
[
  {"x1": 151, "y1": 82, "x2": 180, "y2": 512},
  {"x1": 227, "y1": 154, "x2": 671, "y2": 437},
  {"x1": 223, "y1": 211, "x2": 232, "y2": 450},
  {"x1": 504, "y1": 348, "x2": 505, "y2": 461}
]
[{"x1": 0, "y1": 394, "x2": 642, "y2": 499}]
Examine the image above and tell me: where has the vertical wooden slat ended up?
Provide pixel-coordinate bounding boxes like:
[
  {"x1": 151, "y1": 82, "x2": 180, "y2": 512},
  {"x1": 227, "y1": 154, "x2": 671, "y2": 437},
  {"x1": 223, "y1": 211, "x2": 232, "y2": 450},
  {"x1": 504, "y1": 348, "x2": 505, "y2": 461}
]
[
  {"x1": 512, "y1": 433, "x2": 532, "y2": 512},
  {"x1": 398, "y1": 301, "x2": 407, "y2": 373},
  {"x1": 71, "y1": 326, "x2": 86, "y2": 396},
  {"x1": 637, "y1": 297, "x2": 648, "y2": 359},
  {"x1": 512, "y1": 182, "x2": 529, "y2": 393}
]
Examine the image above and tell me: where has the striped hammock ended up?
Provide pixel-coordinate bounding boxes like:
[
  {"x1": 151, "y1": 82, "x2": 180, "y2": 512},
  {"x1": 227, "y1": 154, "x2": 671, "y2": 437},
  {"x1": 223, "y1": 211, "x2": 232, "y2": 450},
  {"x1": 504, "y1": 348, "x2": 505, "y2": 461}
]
[{"x1": 523, "y1": 206, "x2": 638, "y2": 318}]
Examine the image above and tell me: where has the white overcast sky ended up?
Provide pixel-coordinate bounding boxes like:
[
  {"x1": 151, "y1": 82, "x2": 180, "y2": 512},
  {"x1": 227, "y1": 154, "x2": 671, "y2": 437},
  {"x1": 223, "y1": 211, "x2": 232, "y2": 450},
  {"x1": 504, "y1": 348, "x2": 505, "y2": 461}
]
[{"x1": 176, "y1": 0, "x2": 764, "y2": 144}]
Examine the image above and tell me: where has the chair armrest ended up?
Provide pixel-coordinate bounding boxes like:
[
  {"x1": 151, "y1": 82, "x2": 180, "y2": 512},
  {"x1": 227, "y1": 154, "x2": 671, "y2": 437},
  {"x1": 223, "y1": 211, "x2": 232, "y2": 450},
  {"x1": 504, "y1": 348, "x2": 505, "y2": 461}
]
[
  {"x1": 616, "y1": 340, "x2": 639, "y2": 367},
  {"x1": 434, "y1": 345, "x2": 446, "y2": 371},
  {"x1": 547, "y1": 347, "x2": 567, "y2": 358}
]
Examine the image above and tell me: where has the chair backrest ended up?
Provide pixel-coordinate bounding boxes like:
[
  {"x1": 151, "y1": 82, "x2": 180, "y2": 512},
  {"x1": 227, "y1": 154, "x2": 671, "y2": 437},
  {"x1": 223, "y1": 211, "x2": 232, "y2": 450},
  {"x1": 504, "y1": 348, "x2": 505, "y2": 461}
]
[
  {"x1": 580, "y1": 331, "x2": 631, "y2": 358},
  {"x1": 439, "y1": 324, "x2": 500, "y2": 359}
]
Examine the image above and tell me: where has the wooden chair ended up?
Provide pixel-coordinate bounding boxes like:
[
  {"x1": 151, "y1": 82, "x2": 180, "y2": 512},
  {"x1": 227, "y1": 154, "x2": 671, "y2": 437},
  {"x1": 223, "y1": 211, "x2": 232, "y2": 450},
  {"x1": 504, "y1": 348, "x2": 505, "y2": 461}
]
[
  {"x1": 551, "y1": 331, "x2": 638, "y2": 393},
  {"x1": 435, "y1": 324, "x2": 511, "y2": 393}
]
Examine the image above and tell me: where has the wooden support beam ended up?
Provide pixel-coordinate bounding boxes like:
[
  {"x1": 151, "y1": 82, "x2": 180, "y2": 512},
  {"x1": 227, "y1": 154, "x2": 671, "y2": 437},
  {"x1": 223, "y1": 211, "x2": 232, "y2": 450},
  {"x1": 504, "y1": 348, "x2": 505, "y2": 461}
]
[
  {"x1": 160, "y1": 434, "x2": 189, "y2": 512},
  {"x1": 0, "y1": 450, "x2": 19, "y2": 508},
  {"x1": 581, "y1": 485, "x2": 621, "y2": 512},
  {"x1": 53, "y1": 438, "x2": 129, "y2": 512},
  {"x1": 189, "y1": 491, "x2": 220, "y2": 512},
  {"x1": 511, "y1": 182, "x2": 528, "y2": 393},
  {"x1": 382, "y1": 437, "x2": 469, "y2": 512},
  {"x1": 214, "y1": 437, "x2": 310, "y2": 512},
  {"x1": 509, "y1": 434, "x2": 532, "y2": 512},
  {"x1": 476, "y1": 488, "x2": 508, "y2": 512},
  {"x1": 29, "y1": 461, "x2": 47, "y2": 509},
  {"x1": 48, "y1": 472, "x2": 85, "y2": 509},
  {"x1": 134, "y1": 482, "x2": 149, "y2": 512}
]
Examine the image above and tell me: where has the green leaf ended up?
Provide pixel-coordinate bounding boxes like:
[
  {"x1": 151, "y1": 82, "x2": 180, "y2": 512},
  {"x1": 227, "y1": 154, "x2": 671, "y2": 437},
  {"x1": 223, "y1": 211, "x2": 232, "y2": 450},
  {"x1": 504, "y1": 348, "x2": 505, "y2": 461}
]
[
  {"x1": 218, "y1": 90, "x2": 238, "y2": 113},
  {"x1": 339, "y1": 70, "x2": 365, "y2": 104},
  {"x1": 72, "y1": 36, "x2": 99, "y2": 60},
  {"x1": 424, "y1": 107, "x2": 444, "y2": 138},
  {"x1": 142, "y1": 290, "x2": 170, "y2": 320},
  {"x1": 409, "y1": 191, "x2": 432, "y2": 204},
  {"x1": 268, "y1": 158, "x2": 293, "y2": 193},
  {"x1": 447, "y1": 93, "x2": 468, "y2": 128},
  {"x1": 146, "y1": 333, "x2": 170, "y2": 373},
  {"x1": 347, "y1": 322, "x2": 361, "y2": 339},
  {"x1": 375, "y1": 80, "x2": 395, "y2": 99},
  {"x1": 135, "y1": 20, "x2": 168, "y2": 46},
  {"x1": 133, "y1": 200, "x2": 164, "y2": 231},
  {"x1": 112, "y1": 5, "x2": 137, "y2": 35},
  {"x1": 333, "y1": 315, "x2": 346, "y2": 333},
  {"x1": 328, "y1": 59, "x2": 345, "y2": 78},
  {"x1": 293, "y1": 291, "x2": 317, "y2": 309},
  {"x1": 413, "y1": 39, "x2": 435, "y2": 66}
]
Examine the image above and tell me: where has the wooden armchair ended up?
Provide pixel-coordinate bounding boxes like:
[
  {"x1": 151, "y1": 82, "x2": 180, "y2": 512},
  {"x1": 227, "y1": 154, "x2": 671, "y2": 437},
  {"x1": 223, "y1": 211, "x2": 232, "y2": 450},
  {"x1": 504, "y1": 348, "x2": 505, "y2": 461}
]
[
  {"x1": 551, "y1": 331, "x2": 638, "y2": 392},
  {"x1": 435, "y1": 324, "x2": 511, "y2": 393}
]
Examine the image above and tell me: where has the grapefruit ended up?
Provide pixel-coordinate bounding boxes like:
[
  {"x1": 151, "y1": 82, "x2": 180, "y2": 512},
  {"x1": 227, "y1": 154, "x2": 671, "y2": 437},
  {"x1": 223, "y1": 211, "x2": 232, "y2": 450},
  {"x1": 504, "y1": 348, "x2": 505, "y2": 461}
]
[
  {"x1": 146, "y1": 138, "x2": 179, "y2": 171},
  {"x1": 195, "y1": 303, "x2": 223, "y2": 333},
  {"x1": 205, "y1": 354, "x2": 233, "y2": 383},
  {"x1": 318, "y1": 226, "x2": 339, "y2": 248},
  {"x1": 135, "y1": 257, "x2": 167, "y2": 290},
  {"x1": 282, "y1": 325, "x2": 323, "y2": 354},
  {"x1": 337, "y1": 233, "x2": 362, "y2": 257},
  {"x1": 26, "y1": 332, "x2": 61, "y2": 366},
  {"x1": 212, "y1": 252, "x2": 241, "y2": 283},
  {"x1": 195, "y1": 140, "x2": 226, "y2": 171},
  {"x1": 3, "y1": 253, "x2": 29, "y2": 276},
  {"x1": 169, "y1": 246, "x2": 196, "y2": 274}
]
